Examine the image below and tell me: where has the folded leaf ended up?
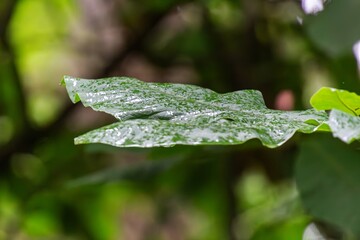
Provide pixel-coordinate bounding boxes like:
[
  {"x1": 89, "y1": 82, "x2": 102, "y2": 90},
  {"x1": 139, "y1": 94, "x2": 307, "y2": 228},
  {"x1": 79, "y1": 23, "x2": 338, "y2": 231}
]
[
  {"x1": 310, "y1": 87, "x2": 360, "y2": 116},
  {"x1": 310, "y1": 87, "x2": 360, "y2": 143},
  {"x1": 62, "y1": 76, "x2": 328, "y2": 148}
]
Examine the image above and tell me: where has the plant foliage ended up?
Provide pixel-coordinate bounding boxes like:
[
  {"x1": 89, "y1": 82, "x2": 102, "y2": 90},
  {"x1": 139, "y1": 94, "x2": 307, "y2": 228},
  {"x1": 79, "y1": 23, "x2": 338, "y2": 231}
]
[
  {"x1": 63, "y1": 76, "x2": 360, "y2": 237},
  {"x1": 62, "y1": 76, "x2": 328, "y2": 148},
  {"x1": 311, "y1": 87, "x2": 360, "y2": 143}
]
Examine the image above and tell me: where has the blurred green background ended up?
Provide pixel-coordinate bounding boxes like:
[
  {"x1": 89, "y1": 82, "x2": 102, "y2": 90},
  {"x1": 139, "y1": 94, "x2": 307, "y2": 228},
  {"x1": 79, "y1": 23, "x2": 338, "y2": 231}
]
[{"x1": 1, "y1": 0, "x2": 360, "y2": 239}]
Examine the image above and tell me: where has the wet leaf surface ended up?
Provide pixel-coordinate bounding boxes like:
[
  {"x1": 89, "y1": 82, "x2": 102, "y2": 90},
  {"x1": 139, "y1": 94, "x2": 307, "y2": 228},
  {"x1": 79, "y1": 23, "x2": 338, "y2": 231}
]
[
  {"x1": 329, "y1": 110, "x2": 360, "y2": 143},
  {"x1": 62, "y1": 76, "x2": 328, "y2": 148}
]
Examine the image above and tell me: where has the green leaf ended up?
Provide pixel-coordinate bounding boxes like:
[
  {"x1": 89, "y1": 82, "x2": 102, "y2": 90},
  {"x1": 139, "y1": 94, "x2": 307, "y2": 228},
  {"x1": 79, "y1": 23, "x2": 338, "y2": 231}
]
[
  {"x1": 295, "y1": 135, "x2": 360, "y2": 236},
  {"x1": 310, "y1": 87, "x2": 360, "y2": 143},
  {"x1": 62, "y1": 76, "x2": 328, "y2": 148},
  {"x1": 310, "y1": 87, "x2": 360, "y2": 116},
  {"x1": 329, "y1": 110, "x2": 360, "y2": 143}
]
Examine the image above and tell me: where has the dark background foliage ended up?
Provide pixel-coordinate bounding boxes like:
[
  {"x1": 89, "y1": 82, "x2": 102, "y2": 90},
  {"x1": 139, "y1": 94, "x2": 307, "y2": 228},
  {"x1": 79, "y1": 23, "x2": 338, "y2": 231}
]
[{"x1": 0, "y1": 0, "x2": 359, "y2": 239}]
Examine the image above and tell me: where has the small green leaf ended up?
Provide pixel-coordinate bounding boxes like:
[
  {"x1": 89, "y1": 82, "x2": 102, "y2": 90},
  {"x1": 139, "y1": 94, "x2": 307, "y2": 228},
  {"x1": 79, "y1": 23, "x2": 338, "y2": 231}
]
[
  {"x1": 310, "y1": 87, "x2": 360, "y2": 143},
  {"x1": 310, "y1": 87, "x2": 360, "y2": 116},
  {"x1": 62, "y1": 76, "x2": 328, "y2": 148}
]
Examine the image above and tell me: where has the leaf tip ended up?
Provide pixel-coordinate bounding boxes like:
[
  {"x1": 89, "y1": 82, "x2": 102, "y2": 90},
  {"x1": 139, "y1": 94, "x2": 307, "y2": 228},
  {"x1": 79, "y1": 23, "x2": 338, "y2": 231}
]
[
  {"x1": 74, "y1": 137, "x2": 85, "y2": 145},
  {"x1": 61, "y1": 75, "x2": 83, "y2": 103}
]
